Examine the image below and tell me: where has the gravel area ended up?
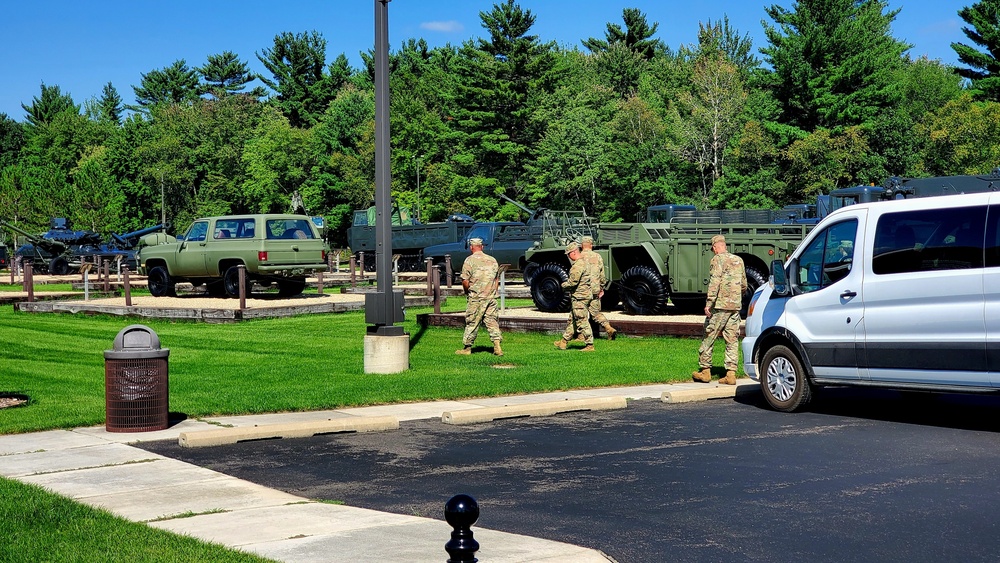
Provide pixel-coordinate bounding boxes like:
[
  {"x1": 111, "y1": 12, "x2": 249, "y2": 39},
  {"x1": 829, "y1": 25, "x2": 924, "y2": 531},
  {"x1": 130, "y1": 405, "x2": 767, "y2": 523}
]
[{"x1": 78, "y1": 293, "x2": 366, "y2": 310}]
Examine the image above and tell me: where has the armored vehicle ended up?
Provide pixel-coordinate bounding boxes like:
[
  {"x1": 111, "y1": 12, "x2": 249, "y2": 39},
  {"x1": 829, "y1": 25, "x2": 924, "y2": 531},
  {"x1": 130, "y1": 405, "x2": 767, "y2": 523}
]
[
  {"x1": 524, "y1": 212, "x2": 810, "y2": 316},
  {"x1": 136, "y1": 214, "x2": 328, "y2": 297}
]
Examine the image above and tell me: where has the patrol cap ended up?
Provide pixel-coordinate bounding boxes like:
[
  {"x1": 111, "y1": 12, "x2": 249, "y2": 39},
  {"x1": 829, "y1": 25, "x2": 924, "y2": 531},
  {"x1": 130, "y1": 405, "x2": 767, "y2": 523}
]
[
  {"x1": 581, "y1": 235, "x2": 594, "y2": 245},
  {"x1": 469, "y1": 237, "x2": 484, "y2": 246},
  {"x1": 711, "y1": 234, "x2": 726, "y2": 245},
  {"x1": 565, "y1": 242, "x2": 579, "y2": 254}
]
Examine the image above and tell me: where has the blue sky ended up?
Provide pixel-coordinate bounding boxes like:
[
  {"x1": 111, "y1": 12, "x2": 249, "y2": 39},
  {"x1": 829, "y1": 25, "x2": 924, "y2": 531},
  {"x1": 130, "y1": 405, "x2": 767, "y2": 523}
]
[{"x1": 1, "y1": 0, "x2": 965, "y2": 121}]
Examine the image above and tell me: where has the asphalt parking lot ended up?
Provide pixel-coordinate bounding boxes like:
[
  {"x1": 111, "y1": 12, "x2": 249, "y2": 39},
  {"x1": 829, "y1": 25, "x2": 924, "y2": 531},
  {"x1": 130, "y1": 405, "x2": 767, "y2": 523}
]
[{"x1": 140, "y1": 388, "x2": 1000, "y2": 562}]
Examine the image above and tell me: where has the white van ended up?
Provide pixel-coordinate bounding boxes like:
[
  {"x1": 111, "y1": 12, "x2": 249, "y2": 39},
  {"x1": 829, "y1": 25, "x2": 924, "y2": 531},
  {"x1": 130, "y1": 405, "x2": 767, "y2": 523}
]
[{"x1": 742, "y1": 191, "x2": 998, "y2": 412}]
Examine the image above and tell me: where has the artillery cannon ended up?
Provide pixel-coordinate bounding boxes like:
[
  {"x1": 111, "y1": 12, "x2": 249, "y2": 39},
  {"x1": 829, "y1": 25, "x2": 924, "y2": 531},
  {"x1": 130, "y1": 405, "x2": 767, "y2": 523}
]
[
  {"x1": 0, "y1": 218, "x2": 76, "y2": 274},
  {"x1": 109, "y1": 223, "x2": 170, "y2": 250}
]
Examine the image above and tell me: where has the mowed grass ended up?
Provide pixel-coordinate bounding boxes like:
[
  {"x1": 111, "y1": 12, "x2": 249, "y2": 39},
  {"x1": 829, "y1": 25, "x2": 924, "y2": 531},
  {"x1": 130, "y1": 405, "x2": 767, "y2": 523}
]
[
  {"x1": 0, "y1": 478, "x2": 276, "y2": 563},
  {"x1": 0, "y1": 296, "x2": 725, "y2": 434}
]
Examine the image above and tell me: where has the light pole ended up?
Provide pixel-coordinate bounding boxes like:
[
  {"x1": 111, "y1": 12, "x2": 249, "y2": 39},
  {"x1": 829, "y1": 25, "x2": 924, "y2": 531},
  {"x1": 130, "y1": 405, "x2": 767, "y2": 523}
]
[{"x1": 413, "y1": 154, "x2": 422, "y2": 223}]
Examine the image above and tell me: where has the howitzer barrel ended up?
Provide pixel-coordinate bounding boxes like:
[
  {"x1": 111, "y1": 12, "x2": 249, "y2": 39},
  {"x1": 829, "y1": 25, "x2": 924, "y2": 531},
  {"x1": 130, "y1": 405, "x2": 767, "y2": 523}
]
[
  {"x1": 112, "y1": 222, "x2": 170, "y2": 247},
  {"x1": 0, "y1": 219, "x2": 68, "y2": 253}
]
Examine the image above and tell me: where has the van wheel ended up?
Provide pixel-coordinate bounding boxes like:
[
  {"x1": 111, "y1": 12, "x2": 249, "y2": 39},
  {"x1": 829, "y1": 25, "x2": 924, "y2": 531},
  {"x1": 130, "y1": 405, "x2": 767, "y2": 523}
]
[
  {"x1": 760, "y1": 344, "x2": 812, "y2": 412},
  {"x1": 741, "y1": 265, "x2": 768, "y2": 319}
]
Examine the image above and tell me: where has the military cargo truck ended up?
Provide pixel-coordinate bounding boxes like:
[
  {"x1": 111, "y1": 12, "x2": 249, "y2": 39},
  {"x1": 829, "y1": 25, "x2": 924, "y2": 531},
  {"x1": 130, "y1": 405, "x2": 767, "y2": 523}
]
[{"x1": 346, "y1": 205, "x2": 475, "y2": 272}]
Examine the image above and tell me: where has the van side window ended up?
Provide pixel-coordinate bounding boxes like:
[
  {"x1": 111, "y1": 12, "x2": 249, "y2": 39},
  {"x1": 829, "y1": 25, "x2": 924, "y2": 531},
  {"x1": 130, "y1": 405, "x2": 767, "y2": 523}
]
[
  {"x1": 795, "y1": 219, "x2": 858, "y2": 293},
  {"x1": 986, "y1": 205, "x2": 1000, "y2": 268},
  {"x1": 873, "y1": 206, "x2": 985, "y2": 275}
]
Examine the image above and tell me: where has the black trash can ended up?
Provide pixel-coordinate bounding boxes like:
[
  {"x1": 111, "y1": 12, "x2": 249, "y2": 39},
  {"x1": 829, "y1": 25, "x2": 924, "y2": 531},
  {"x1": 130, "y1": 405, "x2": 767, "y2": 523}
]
[{"x1": 104, "y1": 325, "x2": 170, "y2": 432}]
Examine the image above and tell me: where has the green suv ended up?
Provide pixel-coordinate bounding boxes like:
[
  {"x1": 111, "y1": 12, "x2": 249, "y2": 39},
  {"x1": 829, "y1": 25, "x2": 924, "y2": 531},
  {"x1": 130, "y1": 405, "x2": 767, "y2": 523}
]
[{"x1": 137, "y1": 214, "x2": 329, "y2": 297}]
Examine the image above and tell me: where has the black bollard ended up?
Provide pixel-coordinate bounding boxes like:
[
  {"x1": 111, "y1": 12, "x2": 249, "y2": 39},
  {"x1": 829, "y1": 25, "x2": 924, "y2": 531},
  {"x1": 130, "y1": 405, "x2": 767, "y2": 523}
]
[{"x1": 445, "y1": 494, "x2": 479, "y2": 563}]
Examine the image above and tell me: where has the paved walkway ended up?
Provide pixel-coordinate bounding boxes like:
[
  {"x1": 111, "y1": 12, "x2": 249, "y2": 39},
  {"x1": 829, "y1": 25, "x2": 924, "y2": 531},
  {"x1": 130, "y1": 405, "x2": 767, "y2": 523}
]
[{"x1": 0, "y1": 380, "x2": 755, "y2": 562}]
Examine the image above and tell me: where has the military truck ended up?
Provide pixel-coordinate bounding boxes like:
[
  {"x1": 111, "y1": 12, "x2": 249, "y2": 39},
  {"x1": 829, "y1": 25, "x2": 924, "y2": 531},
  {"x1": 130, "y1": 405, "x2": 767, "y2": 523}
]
[
  {"x1": 346, "y1": 204, "x2": 475, "y2": 271},
  {"x1": 423, "y1": 221, "x2": 544, "y2": 283},
  {"x1": 524, "y1": 214, "x2": 811, "y2": 316},
  {"x1": 136, "y1": 214, "x2": 328, "y2": 297}
]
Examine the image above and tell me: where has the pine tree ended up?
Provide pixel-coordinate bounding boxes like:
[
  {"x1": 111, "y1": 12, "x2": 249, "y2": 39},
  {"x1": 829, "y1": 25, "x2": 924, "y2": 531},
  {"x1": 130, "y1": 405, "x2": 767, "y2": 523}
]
[
  {"x1": 953, "y1": 0, "x2": 1000, "y2": 101},
  {"x1": 131, "y1": 60, "x2": 201, "y2": 111},
  {"x1": 761, "y1": 0, "x2": 910, "y2": 129},
  {"x1": 98, "y1": 82, "x2": 123, "y2": 124},
  {"x1": 198, "y1": 51, "x2": 267, "y2": 99},
  {"x1": 583, "y1": 8, "x2": 663, "y2": 60},
  {"x1": 21, "y1": 83, "x2": 79, "y2": 127}
]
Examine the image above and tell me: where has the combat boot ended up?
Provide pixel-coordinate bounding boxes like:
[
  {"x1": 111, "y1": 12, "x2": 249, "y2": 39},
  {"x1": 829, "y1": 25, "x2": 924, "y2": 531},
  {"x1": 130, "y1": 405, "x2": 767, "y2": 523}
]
[
  {"x1": 580, "y1": 344, "x2": 595, "y2": 352},
  {"x1": 692, "y1": 368, "x2": 712, "y2": 383},
  {"x1": 603, "y1": 323, "x2": 618, "y2": 340},
  {"x1": 554, "y1": 339, "x2": 567, "y2": 350},
  {"x1": 719, "y1": 370, "x2": 737, "y2": 385},
  {"x1": 455, "y1": 346, "x2": 472, "y2": 355},
  {"x1": 493, "y1": 341, "x2": 504, "y2": 356}
]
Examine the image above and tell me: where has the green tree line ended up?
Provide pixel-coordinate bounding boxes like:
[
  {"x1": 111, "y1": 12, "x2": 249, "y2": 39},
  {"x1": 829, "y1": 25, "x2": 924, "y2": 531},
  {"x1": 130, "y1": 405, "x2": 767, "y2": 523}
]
[{"x1": 1, "y1": 0, "x2": 998, "y2": 246}]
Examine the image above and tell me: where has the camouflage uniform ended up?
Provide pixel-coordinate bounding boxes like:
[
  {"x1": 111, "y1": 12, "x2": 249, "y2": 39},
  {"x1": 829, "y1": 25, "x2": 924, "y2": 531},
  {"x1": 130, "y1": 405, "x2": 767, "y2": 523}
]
[
  {"x1": 460, "y1": 248, "x2": 502, "y2": 348},
  {"x1": 698, "y1": 239, "x2": 747, "y2": 372},
  {"x1": 561, "y1": 244, "x2": 595, "y2": 345},
  {"x1": 580, "y1": 246, "x2": 608, "y2": 323}
]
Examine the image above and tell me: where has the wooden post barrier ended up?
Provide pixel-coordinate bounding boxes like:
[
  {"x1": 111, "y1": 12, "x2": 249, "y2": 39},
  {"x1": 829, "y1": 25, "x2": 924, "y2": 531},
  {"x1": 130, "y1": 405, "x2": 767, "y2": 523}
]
[
  {"x1": 123, "y1": 266, "x2": 132, "y2": 306},
  {"x1": 426, "y1": 258, "x2": 434, "y2": 296},
  {"x1": 238, "y1": 264, "x2": 247, "y2": 310}
]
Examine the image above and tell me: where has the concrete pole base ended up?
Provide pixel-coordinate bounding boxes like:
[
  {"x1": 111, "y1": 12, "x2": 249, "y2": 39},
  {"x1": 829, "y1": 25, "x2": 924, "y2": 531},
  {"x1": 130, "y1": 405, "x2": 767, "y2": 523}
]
[{"x1": 363, "y1": 334, "x2": 410, "y2": 374}]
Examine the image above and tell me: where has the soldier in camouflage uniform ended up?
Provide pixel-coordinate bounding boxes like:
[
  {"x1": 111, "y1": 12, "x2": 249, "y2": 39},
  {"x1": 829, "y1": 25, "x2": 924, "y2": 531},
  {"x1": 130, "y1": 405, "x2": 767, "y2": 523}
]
[
  {"x1": 580, "y1": 235, "x2": 617, "y2": 340},
  {"x1": 694, "y1": 234, "x2": 747, "y2": 385},
  {"x1": 457, "y1": 238, "x2": 503, "y2": 356},
  {"x1": 554, "y1": 242, "x2": 596, "y2": 352}
]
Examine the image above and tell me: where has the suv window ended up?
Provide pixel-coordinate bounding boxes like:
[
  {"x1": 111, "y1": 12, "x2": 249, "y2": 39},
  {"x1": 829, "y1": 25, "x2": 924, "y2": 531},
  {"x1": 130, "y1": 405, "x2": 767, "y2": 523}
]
[
  {"x1": 185, "y1": 221, "x2": 209, "y2": 242},
  {"x1": 873, "y1": 206, "x2": 985, "y2": 275},
  {"x1": 266, "y1": 219, "x2": 315, "y2": 240},
  {"x1": 215, "y1": 218, "x2": 255, "y2": 239},
  {"x1": 795, "y1": 219, "x2": 857, "y2": 293}
]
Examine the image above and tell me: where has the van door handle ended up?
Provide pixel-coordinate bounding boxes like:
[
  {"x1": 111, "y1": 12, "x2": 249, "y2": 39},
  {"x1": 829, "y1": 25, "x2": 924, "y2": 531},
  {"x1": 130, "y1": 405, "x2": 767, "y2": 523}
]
[{"x1": 840, "y1": 290, "x2": 857, "y2": 299}]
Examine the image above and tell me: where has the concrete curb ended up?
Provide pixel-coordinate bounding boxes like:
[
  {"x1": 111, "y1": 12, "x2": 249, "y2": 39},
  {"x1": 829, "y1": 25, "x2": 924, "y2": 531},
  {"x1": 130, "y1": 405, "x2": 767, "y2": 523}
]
[
  {"x1": 178, "y1": 416, "x2": 399, "y2": 448},
  {"x1": 660, "y1": 379, "x2": 760, "y2": 403},
  {"x1": 662, "y1": 385, "x2": 738, "y2": 403},
  {"x1": 442, "y1": 396, "x2": 628, "y2": 425}
]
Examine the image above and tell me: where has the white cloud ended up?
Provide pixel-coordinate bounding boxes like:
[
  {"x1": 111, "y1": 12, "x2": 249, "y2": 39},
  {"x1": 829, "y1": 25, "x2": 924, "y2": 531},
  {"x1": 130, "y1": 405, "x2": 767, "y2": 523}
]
[{"x1": 420, "y1": 20, "x2": 463, "y2": 33}]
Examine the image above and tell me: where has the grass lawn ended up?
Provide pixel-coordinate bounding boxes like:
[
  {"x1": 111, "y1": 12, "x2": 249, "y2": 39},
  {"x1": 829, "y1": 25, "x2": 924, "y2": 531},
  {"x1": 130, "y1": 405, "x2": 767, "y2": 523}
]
[
  {"x1": 0, "y1": 478, "x2": 277, "y2": 563},
  {"x1": 0, "y1": 294, "x2": 734, "y2": 561},
  {"x1": 0, "y1": 295, "x2": 727, "y2": 434}
]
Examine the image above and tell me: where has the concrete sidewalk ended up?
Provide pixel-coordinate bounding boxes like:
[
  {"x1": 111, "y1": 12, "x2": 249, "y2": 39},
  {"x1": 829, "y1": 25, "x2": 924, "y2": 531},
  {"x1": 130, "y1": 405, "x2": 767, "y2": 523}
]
[{"x1": 0, "y1": 380, "x2": 755, "y2": 562}]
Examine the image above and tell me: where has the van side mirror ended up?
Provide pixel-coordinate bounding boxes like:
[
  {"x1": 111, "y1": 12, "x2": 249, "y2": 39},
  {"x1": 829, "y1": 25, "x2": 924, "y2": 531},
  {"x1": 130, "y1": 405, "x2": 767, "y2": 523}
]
[{"x1": 771, "y1": 259, "x2": 790, "y2": 296}]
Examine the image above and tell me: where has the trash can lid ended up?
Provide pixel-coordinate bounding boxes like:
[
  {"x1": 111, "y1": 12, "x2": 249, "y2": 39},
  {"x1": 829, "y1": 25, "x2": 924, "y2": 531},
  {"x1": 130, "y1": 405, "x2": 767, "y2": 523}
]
[{"x1": 112, "y1": 324, "x2": 163, "y2": 351}]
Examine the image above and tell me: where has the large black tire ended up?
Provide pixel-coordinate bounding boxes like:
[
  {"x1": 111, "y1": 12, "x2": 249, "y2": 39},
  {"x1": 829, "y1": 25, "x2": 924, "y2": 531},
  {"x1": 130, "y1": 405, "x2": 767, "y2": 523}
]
[
  {"x1": 277, "y1": 278, "x2": 306, "y2": 297},
  {"x1": 530, "y1": 263, "x2": 570, "y2": 313},
  {"x1": 760, "y1": 344, "x2": 813, "y2": 412},
  {"x1": 147, "y1": 266, "x2": 176, "y2": 297},
  {"x1": 521, "y1": 262, "x2": 540, "y2": 286},
  {"x1": 620, "y1": 265, "x2": 669, "y2": 315},
  {"x1": 223, "y1": 265, "x2": 252, "y2": 298},
  {"x1": 49, "y1": 256, "x2": 71, "y2": 275},
  {"x1": 741, "y1": 264, "x2": 768, "y2": 319}
]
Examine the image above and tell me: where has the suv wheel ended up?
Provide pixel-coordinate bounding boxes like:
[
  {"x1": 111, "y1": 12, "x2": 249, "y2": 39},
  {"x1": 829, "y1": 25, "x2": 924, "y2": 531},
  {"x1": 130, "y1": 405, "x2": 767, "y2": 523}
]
[
  {"x1": 148, "y1": 266, "x2": 176, "y2": 297},
  {"x1": 277, "y1": 278, "x2": 306, "y2": 297},
  {"x1": 760, "y1": 344, "x2": 813, "y2": 412},
  {"x1": 223, "y1": 265, "x2": 252, "y2": 298}
]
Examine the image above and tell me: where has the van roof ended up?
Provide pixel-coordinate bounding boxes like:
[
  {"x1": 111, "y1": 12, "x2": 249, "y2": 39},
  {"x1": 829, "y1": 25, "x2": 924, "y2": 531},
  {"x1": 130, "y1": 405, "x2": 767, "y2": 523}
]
[{"x1": 823, "y1": 190, "x2": 996, "y2": 221}]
